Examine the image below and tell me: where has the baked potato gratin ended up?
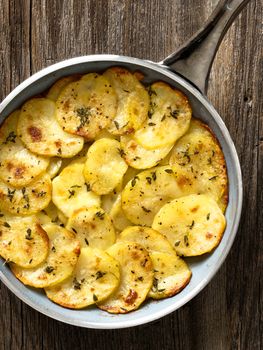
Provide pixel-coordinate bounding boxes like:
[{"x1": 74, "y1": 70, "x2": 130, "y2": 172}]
[{"x1": 0, "y1": 67, "x2": 228, "y2": 313}]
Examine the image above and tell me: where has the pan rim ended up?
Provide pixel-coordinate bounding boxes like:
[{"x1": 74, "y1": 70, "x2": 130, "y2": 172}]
[{"x1": 0, "y1": 54, "x2": 243, "y2": 329}]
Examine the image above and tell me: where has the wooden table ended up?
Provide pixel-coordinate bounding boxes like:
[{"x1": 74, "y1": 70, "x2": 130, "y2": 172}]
[{"x1": 0, "y1": 1, "x2": 261, "y2": 349}]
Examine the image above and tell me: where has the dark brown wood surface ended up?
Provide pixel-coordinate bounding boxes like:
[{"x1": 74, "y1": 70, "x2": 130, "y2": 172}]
[{"x1": 0, "y1": 1, "x2": 262, "y2": 349}]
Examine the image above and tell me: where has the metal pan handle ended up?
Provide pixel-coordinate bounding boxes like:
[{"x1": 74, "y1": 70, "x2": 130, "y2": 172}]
[{"x1": 161, "y1": 0, "x2": 251, "y2": 94}]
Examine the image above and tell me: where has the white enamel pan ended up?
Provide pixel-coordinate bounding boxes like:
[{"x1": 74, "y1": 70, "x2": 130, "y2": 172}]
[{"x1": 0, "y1": 0, "x2": 249, "y2": 329}]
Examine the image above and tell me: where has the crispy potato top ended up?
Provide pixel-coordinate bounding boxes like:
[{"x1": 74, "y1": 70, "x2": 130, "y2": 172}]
[{"x1": 0, "y1": 68, "x2": 228, "y2": 314}]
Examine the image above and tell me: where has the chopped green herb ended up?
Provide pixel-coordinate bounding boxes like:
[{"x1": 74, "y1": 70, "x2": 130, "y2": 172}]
[
  {"x1": 76, "y1": 107, "x2": 91, "y2": 130},
  {"x1": 93, "y1": 294, "x2": 98, "y2": 302},
  {"x1": 188, "y1": 220, "x2": 195, "y2": 230},
  {"x1": 147, "y1": 86, "x2": 157, "y2": 96},
  {"x1": 3, "y1": 222, "x2": 10, "y2": 228},
  {"x1": 148, "y1": 122, "x2": 156, "y2": 126},
  {"x1": 142, "y1": 206, "x2": 151, "y2": 213},
  {"x1": 146, "y1": 176, "x2": 152, "y2": 184},
  {"x1": 95, "y1": 211, "x2": 105, "y2": 220},
  {"x1": 131, "y1": 176, "x2": 139, "y2": 187},
  {"x1": 165, "y1": 169, "x2": 173, "y2": 174},
  {"x1": 84, "y1": 238, "x2": 89, "y2": 245},
  {"x1": 45, "y1": 266, "x2": 54, "y2": 273},
  {"x1": 36, "y1": 191, "x2": 46, "y2": 197},
  {"x1": 73, "y1": 277, "x2": 81, "y2": 290},
  {"x1": 95, "y1": 271, "x2": 106, "y2": 280},
  {"x1": 7, "y1": 188, "x2": 16, "y2": 202},
  {"x1": 174, "y1": 240, "x2": 181, "y2": 247},
  {"x1": 169, "y1": 109, "x2": 179, "y2": 119},
  {"x1": 70, "y1": 185, "x2": 81, "y2": 189},
  {"x1": 184, "y1": 235, "x2": 189, "y2": 247},
  {"x1": 3, "y1": 131, "x2": 16, "y2": 144},
  {"x1": 68, "y1": 189, "x2": 75, "y2": 198},
  {"x1": 114, "y1": 120, "x2": 120, "y2": 130},
  {"x1": 209, "y1": 176, "x2": 218, "y2": 181},
  {"x1": 206, "y1": 213, "x2": 210, "y2": 220},
  {"x1": 151, "y1": 171, "x2": 157, "y2": 181},
  {"x1": 118, "y1": 148, "x2": 126, "y2": 157},
  {"x1": 85, "y1": 183, "x2": 91, "y2": 191},
  {"x1": 25, "y1": 228, "x2": 33, "y2": 240}
]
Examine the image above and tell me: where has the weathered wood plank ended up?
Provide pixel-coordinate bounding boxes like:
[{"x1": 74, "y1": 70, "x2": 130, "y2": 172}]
[{"x1": 0, "y1": 1, "x2": 261, "y2": 349}]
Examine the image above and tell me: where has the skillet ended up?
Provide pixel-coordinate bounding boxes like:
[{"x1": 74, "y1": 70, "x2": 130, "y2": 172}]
[{"x1": 0, "y1": 0, "x2": 249, "y2": 328}]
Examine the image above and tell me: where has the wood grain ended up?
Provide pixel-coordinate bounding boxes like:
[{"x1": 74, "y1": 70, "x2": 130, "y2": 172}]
[{"x1": 0, "y1": 1, "x2": 262, "y2": 349}]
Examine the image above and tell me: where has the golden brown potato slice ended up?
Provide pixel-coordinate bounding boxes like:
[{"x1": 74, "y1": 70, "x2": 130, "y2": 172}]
[
  {"x1": 83, "y1": 138, "x2": 128, "y2": 195},
  {"x1": 109, "y1": 195, "x2": 133, "y2": 232},
  {"x1": 17, "y1": 98, "x2": 84, "y2": 157},
  {"x1": 121, "y1": 166, "x2": 184, "y2": 226},
  {"x1": 0, "y1": 213, "x2": 49, "y2": 268},
  {"x1": 45, "y1": 247, "x2": 120, "y2": 309},
  {"x1": 134, "y1": 82, "x2": 191, "y2": 149},
  {"x1": 148, "y1": 251, "x2": 191, "y2": 299},
  {"x1": 98, "y1": 242, "x2": 153, "y2": 313},
  {"x1": 152, "y1": 194, "x2": 226, "y2": 256},
  {"x1": 66, "y1": 206, "x2": 115, "y2": 250},
  {"x1": 104, "y1": 67, "x2": 149, "y2": 135},
  {"x1": 169, "y1": 118, "x2": 228, "y2": 212},
  {"x1": 118, "y1": 226, "x2": 175, "y2": 254},
  {"x1": 118, "y1": 226, "x2": 191, "y2": 299},
  {"x1": 46, "y1": 75, "x2": 80, "y2": 101},
  {"x1": 0, "y1": 173, "x2": 52, "y2": 215},
  {"x1": 52, "y1": 160, "x2": 100, "y2": 218},
  {"x1": 0, "y1": 110, "x2": 49, "y2": 187},
  {"x1": 56, "y1": 73, "x2": 117, "y2": 140},
  {"x1": 120, "y1": 134, "x2": 173, "y2": 169},
  {"x1": 11, "y1": 223, "x2": 80, "y2": 288},
  {"x1": 46, "y1": 157, "x2": 63, "y2": 178}
]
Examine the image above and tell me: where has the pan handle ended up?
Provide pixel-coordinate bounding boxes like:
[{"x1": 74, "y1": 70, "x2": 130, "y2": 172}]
[{"x1": 161, "y1": 0, "x2": 251, "y2": 94}]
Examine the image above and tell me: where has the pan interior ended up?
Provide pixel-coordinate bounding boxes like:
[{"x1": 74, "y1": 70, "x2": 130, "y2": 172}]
[{"x1": 0, "y1": 55, "x2": 242, "y2": 329}]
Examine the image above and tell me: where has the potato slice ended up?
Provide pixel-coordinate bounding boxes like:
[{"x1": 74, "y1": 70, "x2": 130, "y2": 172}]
[
  {"x1": 0, "y1": 214, "x2": 49, "y2": 268},
  {"x1": 109, "y1": 195, "x2": 133, "y2": 232},
  {"x1": 56, "y1": 73, "x2": 117, "y2": 140},
  {"x1": 118, "y1": 226, "x2": 191, "y2": 298},
  {"x1": 17, "y1": 98, "x2": 84, "y2": 157},
  {"x1": 0, "y1": 110, "x2": 49, "y2": 187},
  {"x1": 46, "y1": 157, "x2": 62, "y2": 178},
  {"x1": 121, "y1": 166, "x2": 184, "y2": 226},
  {"x1": 118, "y1": 226, "x2": 175, "y2": 254},
  {"x1": 0, "y1": 173, "x2": 52, "y2": 215},
  {"x1": 45, "y1": 247, "x2": 120, "y2": 309},
  {"x1": 66, "y1": 206, "x2": 115, "y2": 250},
  {"x1": 83, "y1": 138, "x2": 128, "y2": 195},
  {"x1": 98, "y1": 242, "x2": 153, "y2": 313},
  {"x1": 152, "y1": 194, "x2": 226, "y2": 256},
  {"x1": 148, "y1": 251, "x2": 191, "y2": 299},
  {"x1": 134, "y1": 82, "x2": 191, "y2": 149},
  {"x1": 169, "y1": 118, "x2": 228, "y2": 212},
  {"x1": 120, "y1": 134, "x2": 173, "y2": 169},
  {"x1": 46, "y1": 75, "x2": 80, "y2": 101},
  {"x1": 52, "y1": 160, "x2": 100, "y2": 217},
  {"x1": 104, "y1": 67, "x2": 149, "y2": 135},
  {"x1": 11, "y1": 223, "x2": 80, "y2": 288}
]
